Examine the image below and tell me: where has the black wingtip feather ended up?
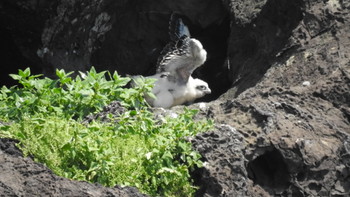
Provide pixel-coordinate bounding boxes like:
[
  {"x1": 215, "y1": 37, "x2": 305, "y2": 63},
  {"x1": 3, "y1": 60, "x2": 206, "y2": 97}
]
[{"x1": 169, "y1": 13, "x2": 190, "y2": 41}]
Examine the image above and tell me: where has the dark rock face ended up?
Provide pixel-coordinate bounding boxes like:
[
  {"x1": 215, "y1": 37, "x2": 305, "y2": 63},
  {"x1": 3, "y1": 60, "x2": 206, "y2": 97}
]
[
  {"x1": 1, "y1": 0, "x2": 350, "y2": 196},
  {"x1": 188, "y1": 0, "x2": 350, "y2": 196},
  {"x1": 0, "y1": 138, "x2": 147, "y2": 196},
  {"x1": 191, "y1": 125, "x2": 252, "y2": 196},
  {"x1": 226, "y1": 0, "x2": 305, "y2": 96},
  {"x1": 0, "y1": 1, "x2": 50, "y2": 86}
]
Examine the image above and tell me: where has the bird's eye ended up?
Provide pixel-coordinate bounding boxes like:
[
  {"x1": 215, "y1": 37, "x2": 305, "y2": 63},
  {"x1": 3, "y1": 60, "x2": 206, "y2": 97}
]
[{"x1": 197, "y1": 85, "x2": 206, "y2": 90}]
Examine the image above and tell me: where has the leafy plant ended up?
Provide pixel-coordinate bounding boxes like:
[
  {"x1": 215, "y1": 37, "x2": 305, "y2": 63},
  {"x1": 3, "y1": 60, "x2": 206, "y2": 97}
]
[
  {"x1": 0, "y1": 67, "x2": 150, "y2": 120},
  {"x1": 0, "y1": 68, "x2": 213, "y2": 196}
]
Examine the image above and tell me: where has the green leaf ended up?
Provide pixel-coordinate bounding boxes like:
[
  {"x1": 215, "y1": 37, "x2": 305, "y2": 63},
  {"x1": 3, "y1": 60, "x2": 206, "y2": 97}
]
[
  {"x1": 9, "y1": 74, "x2": 21, "y2": 81},
  {"x1": 18, "y1": 68, "x2": 31, "y2": 78}
]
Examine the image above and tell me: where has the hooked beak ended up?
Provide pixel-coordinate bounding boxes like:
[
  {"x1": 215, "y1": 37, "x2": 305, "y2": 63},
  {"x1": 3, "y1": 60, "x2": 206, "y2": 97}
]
[{"x1": 205, "y1": 88, "x2": 211, "y2": 94}]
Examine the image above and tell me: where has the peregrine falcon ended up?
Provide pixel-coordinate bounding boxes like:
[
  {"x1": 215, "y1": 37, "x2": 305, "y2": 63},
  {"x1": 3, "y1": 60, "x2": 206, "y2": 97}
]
[
  {"x1": 145, "y1": 72, "x2": 211, "y2": 108},
  {"x1": 143, "y1": 14, "x2": 211, "y2": 108}
]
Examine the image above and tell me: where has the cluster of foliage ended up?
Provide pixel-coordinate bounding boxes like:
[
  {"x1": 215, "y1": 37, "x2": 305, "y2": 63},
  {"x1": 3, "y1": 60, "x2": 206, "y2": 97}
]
[
  {"x1": 0, "y1": 68, "x2": 212, "y2": 196},
  {"x1": 0, "y1": 67, "x2": 153, "y2": 120}
]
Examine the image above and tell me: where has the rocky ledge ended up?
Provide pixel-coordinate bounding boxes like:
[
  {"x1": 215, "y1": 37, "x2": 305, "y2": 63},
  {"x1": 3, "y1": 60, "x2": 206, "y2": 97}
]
[{"x1": 0, "y1": 0, "x2": 349, "y2": 196}]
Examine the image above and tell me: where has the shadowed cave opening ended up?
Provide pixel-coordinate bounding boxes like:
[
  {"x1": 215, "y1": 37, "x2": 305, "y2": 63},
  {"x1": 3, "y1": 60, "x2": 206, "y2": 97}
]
[
  {"x1": 0, "y1": 28, "x2": 42, "y2": 86},
  {"x1": 178, "y1": 15, "x2": 231, "y2": 102},
  {"x1": 177, "y1": 17, "x2": 230, "y2": 102},
  {"x1": 247, "y1": 149, "x2": 291, "y2": 194}
]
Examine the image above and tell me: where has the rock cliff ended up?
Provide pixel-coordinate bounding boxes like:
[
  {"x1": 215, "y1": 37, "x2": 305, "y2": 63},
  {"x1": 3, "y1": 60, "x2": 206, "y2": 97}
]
[{"x1": 0, "y1": 0, "x2": 349, "y2": 196}]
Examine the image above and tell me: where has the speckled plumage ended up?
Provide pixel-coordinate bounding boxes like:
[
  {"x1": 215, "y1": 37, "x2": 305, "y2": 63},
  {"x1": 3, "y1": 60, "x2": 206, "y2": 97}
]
[
  {"x1": 156, "y1": 14, "x2": 207, "y2": 84},
  {"x1": 146, "y1": 14, "x2": 211, "y2": 108}
]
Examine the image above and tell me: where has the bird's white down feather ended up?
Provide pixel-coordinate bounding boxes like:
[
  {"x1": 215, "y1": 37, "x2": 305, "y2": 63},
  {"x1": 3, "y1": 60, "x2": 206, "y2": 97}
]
[{"x1": 145, "y1": 73, "x2": 211, "y2": 108}]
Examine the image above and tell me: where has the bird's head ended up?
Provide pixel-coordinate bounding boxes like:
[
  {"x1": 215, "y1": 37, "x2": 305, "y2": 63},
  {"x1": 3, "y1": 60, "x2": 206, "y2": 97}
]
[{"x1": 193, "y1": 78, "x2": 211, "y2": 99}]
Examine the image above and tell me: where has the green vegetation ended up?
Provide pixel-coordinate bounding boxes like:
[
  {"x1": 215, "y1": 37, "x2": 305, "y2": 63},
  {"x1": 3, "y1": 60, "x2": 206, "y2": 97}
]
[{"x1": 0, "y1": 68, "x2": 212, "y2": 196}]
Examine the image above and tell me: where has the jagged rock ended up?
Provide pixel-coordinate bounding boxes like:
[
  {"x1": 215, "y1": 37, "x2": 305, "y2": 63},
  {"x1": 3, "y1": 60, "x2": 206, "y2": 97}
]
[
  {"x1": 191, "y1": 124, "x2": 257, "y2": 196},
  {"x1": 188, "y1": 0, "x2": 350, "y2": 195}
]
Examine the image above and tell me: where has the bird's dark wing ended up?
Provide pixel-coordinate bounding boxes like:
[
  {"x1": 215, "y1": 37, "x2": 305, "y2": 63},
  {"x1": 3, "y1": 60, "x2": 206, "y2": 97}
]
[
  {"x1": 156, "y1": 35, "x2": 195, "y2": 84},
  {"x1": 156, "y1": 35, "x2": 190, "y2": 71},
  {"x1": 169, "y1": 13, "x2": 190, "y2": 41},
  {"x1": 156, "y1": 14, "x2": 195, "y2": 84}
]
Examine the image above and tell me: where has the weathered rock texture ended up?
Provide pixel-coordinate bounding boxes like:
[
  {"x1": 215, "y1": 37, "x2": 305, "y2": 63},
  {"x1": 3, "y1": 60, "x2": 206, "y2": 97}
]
[
  {"x1": 0, "y1": 0, "x2": 349, "y2": 196},
  {"x1": 188, "y1": 0, "x2": 350, "y2": 196}
]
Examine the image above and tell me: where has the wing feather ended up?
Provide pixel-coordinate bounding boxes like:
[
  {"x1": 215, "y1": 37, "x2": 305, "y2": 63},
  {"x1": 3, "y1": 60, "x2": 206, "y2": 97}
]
[
  {"x1": 169, "y1": 13, "x2": 190, "y2": 41},
  {"x1": 156, "y1": 14, "x2": 207, "y2": 84}
]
